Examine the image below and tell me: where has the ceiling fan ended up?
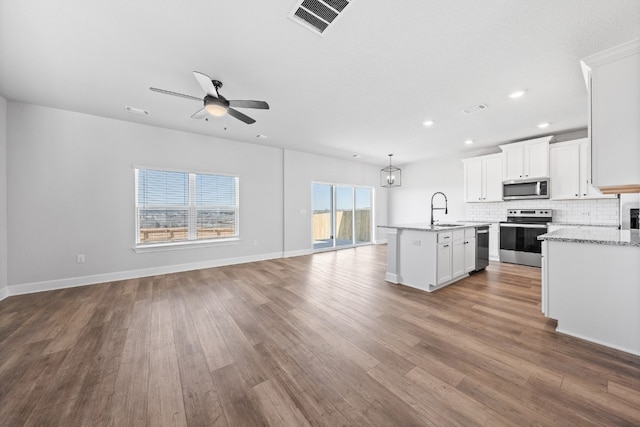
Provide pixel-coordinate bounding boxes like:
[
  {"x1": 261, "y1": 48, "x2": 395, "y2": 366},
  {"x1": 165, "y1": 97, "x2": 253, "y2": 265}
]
[{"x1": 150, "y1": 71, "x2": 269, "y2": 124}]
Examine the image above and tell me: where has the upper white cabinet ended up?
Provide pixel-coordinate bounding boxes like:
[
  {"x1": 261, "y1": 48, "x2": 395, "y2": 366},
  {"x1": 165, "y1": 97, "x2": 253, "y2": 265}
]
[
  {"x1": 462, "y1": 153, "x2": 503, "y2": 202},
  {"x1": 550, "y1": 138, "x2": 615, "y2": 200},
  {"x1": 500, "y1": 136, "x2": 552, "y2": 181},
  {"x1": 581, "y1": 39, "x2": 640, "y2": 194}
]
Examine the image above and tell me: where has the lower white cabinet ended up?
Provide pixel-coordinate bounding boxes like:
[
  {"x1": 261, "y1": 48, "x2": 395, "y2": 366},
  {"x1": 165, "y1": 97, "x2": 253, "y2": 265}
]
[
  {"x1": 385, "y1": 226, "x2": 480, "y2": 293},
  {"x1": 437, "y1": 241, "x2": 453, "y2": 284},
  {"x1": 489, "y1": 223, "x2": 500, "y2": 261},
  {"x1": 464, "y1": 237, "x2": 476, "y2": 273},
  {"x1": 440, "y1": 229, "x2": 475, "y2": 284}
]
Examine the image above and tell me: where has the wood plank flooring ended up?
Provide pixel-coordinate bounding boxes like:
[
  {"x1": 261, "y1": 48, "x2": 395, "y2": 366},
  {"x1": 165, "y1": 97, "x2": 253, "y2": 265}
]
[{"x1": 1, "y1": 245, "x2": 639, "y2": 426}]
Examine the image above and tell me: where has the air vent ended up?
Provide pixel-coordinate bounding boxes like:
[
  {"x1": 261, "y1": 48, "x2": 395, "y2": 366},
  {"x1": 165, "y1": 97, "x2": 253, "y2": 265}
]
[
  {"x1": 462, "y1": 104, "x2": 488, "y2": 115},
  {"x1": 125, "y1": 106, "x2": 150, "y2": 116},
  {"x1": 289, "y1": 0, "x2": 355, "y2": 36}
]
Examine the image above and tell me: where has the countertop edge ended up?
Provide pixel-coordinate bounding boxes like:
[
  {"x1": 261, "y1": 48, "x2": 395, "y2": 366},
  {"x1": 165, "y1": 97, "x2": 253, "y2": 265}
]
[{"x1": 538, "y1": 229, "x2": 640, "y2": 247}]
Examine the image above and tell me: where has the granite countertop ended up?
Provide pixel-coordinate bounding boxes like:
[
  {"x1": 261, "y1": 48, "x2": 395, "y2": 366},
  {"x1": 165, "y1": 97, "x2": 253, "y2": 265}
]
[
  {"x1": 377, "y1": 222, "x2": 491, "y2": 232},
  {"x1": 538, "y1": 228, "x2": 640, "y2": 247},
  {"x1": 547, "y1": 222, "x2": 619, "y2": 228}
]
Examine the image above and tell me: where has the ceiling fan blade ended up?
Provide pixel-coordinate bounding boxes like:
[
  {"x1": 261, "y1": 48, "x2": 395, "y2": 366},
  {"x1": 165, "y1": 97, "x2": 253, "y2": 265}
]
[
  {"x1": 191, "y1": 107, "x2": 207, "y2": 119},
  {"x1": 193, "y1": 71, "x2": 218, "y2": 98},
  {"x1": 228, "y1": 100, "x2": 270, "y2": 110},
  {"x1": 150, "y1": 87, "x2": 201, "y2": 102},
  {"x1": 227, "y1": 108, "x2": 256, "y2": 124}
]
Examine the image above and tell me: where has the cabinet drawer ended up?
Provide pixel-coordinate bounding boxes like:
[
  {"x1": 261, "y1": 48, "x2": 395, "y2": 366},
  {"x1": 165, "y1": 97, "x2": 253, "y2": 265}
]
[
  {"x1": 464, "y1": 228, "x2": 476, "y2": 239},
  {"x1": 452, "y1": 229, "x2": 465, "y2": 241},
  {"x1": 437, "y1": 232, "x2": 453, "y2": 243}
]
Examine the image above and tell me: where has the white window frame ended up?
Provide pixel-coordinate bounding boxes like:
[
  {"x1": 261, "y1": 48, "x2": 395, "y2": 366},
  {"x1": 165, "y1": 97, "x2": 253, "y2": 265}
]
[{"x1": 134, "y1": 167, "x2": 240, "y2": 252}]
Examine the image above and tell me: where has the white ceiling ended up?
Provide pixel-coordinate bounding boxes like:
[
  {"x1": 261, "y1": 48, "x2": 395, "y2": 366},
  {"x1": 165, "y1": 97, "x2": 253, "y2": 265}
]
[{"x1": 1, "y1": 0, "x2": 639, "y2": 166}]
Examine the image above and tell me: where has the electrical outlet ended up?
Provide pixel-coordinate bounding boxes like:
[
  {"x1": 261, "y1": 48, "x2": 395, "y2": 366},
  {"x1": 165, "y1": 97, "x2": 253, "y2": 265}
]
[
  {"x1": 76, "y1": 254, "x2": 85, "y2": 264},
  {"x1": 253, "y1": 240, "x2": 258, "y2": 247},
  {"x1": 413, "y1": 240, "x2": 421, "y2": 246}
]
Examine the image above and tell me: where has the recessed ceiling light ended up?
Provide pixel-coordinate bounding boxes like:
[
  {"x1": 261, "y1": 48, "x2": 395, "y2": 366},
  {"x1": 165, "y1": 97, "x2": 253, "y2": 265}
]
[
  {"x1": 422, "y1": 120, "x2": 434, "y2": 127},
  {"x1": 464, "y1": 139, "x2": 474, "y2": 145},
  {"x1": 537, "y1": 122, "x2": 550, "y2": 129},
  {"x1": 256, "y1": 134, "x2": 270, "y2": 139},
  {"x1": 509, "y1": 90, "x2": 525, "y2": 99}
]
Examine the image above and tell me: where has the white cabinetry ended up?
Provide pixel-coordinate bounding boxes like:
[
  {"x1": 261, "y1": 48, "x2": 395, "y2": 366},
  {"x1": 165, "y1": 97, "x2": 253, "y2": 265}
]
[
  {"x1": 581, "y1": 39, "x2": 640, "y2": 194},
  {"x1": 448, "y1": 229, "x2": 476, "y2": 280},
  {"x1": 500, "y1": 136, "x2": 552, "y2": 180},
  {"x1": 436, "y1": 232, "x2": 453, "y2": 284},
  {"x1": 489, "y1": 223, "x2": 500, "y2": 261},
  {"x1": 549, "y1": 138, "x2": 614, "y2": 200},
  {"x1": 385, "y1": 226, "x2": 479, "y2": 293},
  {"x1": 462, "y1": 154, "x2": 503, "y2": 202}
]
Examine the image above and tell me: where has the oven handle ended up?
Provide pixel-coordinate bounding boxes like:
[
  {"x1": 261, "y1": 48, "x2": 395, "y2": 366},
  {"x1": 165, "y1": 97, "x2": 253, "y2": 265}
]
[{"x1": 499, "y1": 223, "x2": 548, "y2": 229}]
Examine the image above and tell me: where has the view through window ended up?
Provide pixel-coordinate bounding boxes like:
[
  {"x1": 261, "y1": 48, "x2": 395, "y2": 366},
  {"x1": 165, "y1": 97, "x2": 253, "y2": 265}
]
[{"x1": 135, "y1": 168, "x2": 239, "y2": 246}]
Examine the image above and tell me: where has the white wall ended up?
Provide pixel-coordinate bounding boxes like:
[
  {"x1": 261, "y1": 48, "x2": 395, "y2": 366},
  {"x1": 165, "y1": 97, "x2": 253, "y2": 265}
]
[
  {"x1": 283, "y1": 149, "x2": 388, "y2": 256},
  {"x1": 0, "y1": 96, "x2": 7, "y2": 300},
  {"x1": 5, "y1": 102, "x2": 387, "y2": 295},
  {"x1": 388, "y1": 154, "x2": 467, "y2": 225},
  {"x1": 7, "y1": 102, "x2": 284, "y2": 293}
]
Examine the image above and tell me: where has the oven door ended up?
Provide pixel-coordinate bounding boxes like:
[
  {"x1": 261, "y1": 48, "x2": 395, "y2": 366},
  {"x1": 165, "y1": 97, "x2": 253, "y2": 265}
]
[
  {"x1": 499, "y1": 223, "x2": 547, "y2": 267},
  {"x1": 499, "y1": 223, "x2": 547, "y2": 254}
]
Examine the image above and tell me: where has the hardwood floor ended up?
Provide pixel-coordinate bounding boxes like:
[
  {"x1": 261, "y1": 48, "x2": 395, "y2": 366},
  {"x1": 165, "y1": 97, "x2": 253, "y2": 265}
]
[{"x1": 1, "y1": 245, "x2": 639, "y2": 426}]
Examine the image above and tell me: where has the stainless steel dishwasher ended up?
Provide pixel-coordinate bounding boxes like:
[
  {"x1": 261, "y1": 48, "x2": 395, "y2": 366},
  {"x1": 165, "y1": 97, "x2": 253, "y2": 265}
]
[{"x1": 474, "y1": 226, "x2": 490, "y2": 271}]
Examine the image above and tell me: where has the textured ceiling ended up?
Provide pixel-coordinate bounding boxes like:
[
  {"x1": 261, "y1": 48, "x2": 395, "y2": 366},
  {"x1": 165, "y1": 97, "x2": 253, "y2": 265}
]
[{"x1": 1, "y1": 0, "x2": 639, "y2": 166}]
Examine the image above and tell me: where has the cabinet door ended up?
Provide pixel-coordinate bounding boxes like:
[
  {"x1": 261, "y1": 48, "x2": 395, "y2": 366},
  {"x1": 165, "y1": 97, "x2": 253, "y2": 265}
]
[
  {"x1": 483, "y1": 156, "x2": 504, "y2": 201},
  {"x1": 525, "y1": 141, "x2": 550, "y2": 178},
  {"x1": 590, "y1": 45, "x2": 640, "y2": 192},
  {"x1": 451, "y1": 240, "x2": 465, "y2": 278},
  {"x1": 436, "y1": 243, "x2": 452, "y2": 284},
  {"x1": 464, "y1": 237, "x2": 476, "y2": 273},
  {"x1": 502, "y1": 145, "x2": 524, "y2": 180},
  {"x1": 578, "y1": 140, "x2": 614, "y2": 199},
  {"x1": 464, "y1": 158, "x2": 483, "y2": 202},
  {"x1": 489, "y1": 224, "x2": 500, "y2": 261},
  {"x1": 550, "y1": 143, "x2": 580, "y2": 199}
]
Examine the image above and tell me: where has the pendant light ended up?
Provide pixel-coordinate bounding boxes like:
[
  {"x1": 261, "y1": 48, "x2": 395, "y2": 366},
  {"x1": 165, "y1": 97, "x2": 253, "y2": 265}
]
[{"x1": 380, "y1": 154, "x2": 401, "y2": 188}]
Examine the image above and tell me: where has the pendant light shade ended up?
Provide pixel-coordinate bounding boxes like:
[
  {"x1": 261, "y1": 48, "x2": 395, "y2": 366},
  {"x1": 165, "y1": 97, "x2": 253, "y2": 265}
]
[{"x1": 380, "y1": 154, "x2": 401, "y2": 188}]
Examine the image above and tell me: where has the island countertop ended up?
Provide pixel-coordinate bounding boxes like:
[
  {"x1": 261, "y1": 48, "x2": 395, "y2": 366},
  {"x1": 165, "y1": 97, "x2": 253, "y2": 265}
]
[
  {"x1": 377, "y1": 222, "x2": 491, "y2": 232},
  {"x1": 538, "y1": 227, "x2": 640, "y2": 247}
]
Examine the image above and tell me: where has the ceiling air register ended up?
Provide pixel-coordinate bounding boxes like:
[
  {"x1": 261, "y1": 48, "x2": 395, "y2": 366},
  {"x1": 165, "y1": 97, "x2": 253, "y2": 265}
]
[{"x1": 289, "y1": 0, "x2": 355, "y2": 35}]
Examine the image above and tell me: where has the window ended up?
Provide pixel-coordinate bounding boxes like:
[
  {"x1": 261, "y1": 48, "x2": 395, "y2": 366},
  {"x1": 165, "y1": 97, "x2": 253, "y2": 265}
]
[
  {"x1": 135, "y1": 168, "x2": 239, "y2": 246},
  {"x1": 312, "y1": 183, "x2": 373, "y2": 251}
]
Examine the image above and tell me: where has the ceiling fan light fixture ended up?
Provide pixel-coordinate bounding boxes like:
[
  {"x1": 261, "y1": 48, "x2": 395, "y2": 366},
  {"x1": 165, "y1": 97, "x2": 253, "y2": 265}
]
[{"x1": 205, "y1": 101, "x2": 228, "y2": 117}]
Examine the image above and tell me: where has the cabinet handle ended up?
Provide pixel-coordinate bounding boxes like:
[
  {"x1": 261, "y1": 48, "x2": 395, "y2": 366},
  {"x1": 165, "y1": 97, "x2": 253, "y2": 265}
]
[
  {"x1": 443, "y1": 244, "x2": 449, "y2": 248},
  {"x1": 442, "y1": 236, "x2": 450, "y2": 239},
  {"x1": 575, "y1": 193, "x2": 578, "y2": 196}
]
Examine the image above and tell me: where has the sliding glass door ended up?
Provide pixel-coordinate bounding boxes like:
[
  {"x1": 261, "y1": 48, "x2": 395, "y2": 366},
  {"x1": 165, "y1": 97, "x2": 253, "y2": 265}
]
[
  {"x1": 312, "y1": 183, "x2": 373, "y2": 251},
  {"x1": 312, "y1": 183, "x2": 334, "y2": 249}
]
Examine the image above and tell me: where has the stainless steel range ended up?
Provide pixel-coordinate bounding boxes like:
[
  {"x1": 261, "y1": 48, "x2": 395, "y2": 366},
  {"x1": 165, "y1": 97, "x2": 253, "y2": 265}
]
[{"x1": 499, "y1": 209, "x2": 552, "y2": 267}]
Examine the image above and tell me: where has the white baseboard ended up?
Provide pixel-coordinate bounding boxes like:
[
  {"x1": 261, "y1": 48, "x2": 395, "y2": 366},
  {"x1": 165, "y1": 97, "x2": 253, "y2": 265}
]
[
  {"x1": 283, "y1": 249, "x2": 313, "y2": 258},
  {"x1": 0, "y1": 286, "x2": 8, "y2": 302},
  {"x1": 7, "y1": 251, "x2": 283, "y2": 297}
]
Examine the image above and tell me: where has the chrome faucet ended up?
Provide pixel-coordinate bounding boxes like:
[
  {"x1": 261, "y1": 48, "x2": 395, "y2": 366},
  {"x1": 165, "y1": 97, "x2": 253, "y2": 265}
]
[{"x1": 430, "y1": 192, "x2": 448, "y2": 226}]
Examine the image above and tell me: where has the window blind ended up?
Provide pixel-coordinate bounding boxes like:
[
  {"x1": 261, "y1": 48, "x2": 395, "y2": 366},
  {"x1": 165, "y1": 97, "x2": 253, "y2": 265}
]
[{"x1": 135, "y1": 168, "x2": 239, "y2": 245}]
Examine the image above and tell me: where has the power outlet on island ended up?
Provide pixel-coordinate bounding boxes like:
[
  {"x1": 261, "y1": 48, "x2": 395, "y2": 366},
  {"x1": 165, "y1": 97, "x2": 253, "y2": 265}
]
[
  {"x1": 412, "y1": 240, "x2": 421, "y2": 246},
  {"x1": 76, "y1": 254, "x2": 86, "y2": 264}
]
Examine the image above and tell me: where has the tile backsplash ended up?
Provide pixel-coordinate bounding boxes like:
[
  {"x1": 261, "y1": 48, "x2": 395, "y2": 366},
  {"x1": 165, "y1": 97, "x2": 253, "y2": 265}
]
[{"x1": 465, "y1": 197, "x2": 619, "y2": 225}]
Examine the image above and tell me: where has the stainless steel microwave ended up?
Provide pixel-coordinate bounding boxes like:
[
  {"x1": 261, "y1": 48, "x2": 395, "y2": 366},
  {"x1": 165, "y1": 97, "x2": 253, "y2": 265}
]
[{"x1": 503, "y1": 178, "x2": 549, "y2": 200}]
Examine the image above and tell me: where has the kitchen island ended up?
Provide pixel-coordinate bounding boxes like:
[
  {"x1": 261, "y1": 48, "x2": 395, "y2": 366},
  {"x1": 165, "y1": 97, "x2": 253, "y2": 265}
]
[
  {"x1": 378, "y1": 223, "x2": 489, "y2": 293},
  {"x1": 539, "y1": 228, "x2": 640, "y2": 356}
]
